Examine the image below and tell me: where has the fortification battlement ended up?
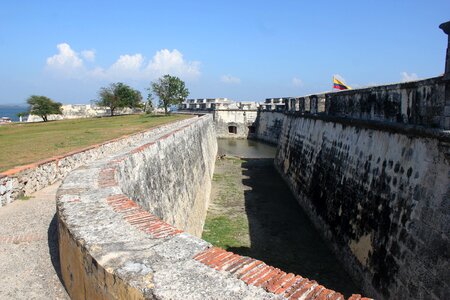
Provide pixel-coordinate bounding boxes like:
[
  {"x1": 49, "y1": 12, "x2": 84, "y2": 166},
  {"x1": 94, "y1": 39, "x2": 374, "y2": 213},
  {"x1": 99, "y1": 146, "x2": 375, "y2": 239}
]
[
  {"x1": 183, "y1": 75, "x2": 449, "y2": 131},
  {"x1": 57, "y1": 114, "x2": 371, "y2": 300},
  {"x1": 183, "y1": 21, "x2": 450, "y2": 131}
]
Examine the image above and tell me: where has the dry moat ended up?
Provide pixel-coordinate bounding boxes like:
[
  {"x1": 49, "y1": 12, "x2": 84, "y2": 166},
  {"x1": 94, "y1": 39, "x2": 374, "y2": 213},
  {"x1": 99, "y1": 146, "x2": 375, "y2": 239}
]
[{"x1": 202, "y1": 139, "x2": 361, "y2": 297}]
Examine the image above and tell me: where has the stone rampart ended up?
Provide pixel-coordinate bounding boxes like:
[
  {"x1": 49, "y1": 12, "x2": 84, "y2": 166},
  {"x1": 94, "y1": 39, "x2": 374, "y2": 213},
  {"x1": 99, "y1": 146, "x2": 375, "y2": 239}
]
[
  {"x1": 57, "y1": 114, "x2": 370, "y2": 299},
  {"x1": 116, "y1": 116, "x2": 217, "y2": 237},
  {"x1": 325, "y1": 77, "x2": 448, "y2": 129},
  {"x1": 0, "y1": 117, "x2": 195, "y2": 207},
  {"x1": 274, "y1": 114, "x2": 450, "y2": 299},
  {"x1": 254, "y1": 111, "x2": 285, "y2": 144}
]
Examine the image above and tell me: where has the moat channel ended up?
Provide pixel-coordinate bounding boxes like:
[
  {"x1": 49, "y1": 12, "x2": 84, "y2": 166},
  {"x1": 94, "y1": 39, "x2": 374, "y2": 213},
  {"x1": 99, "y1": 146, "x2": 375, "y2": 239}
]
[{"x1": 202, "y1": 139, "x2": 361, "y2": 296}]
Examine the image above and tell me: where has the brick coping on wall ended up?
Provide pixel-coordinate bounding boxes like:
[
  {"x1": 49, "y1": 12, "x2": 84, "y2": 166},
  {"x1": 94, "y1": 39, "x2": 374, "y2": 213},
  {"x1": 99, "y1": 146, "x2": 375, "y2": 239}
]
[{"x1": 57, "y1": 115, "x2": 372, "y2": 300}]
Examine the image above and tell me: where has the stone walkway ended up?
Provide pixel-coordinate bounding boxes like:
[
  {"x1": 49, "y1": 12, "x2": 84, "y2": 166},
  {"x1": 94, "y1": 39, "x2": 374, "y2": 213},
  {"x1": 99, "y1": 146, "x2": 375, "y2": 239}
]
[{"x1": 0, "y1": 182, "x2": 69, "y2": 299}]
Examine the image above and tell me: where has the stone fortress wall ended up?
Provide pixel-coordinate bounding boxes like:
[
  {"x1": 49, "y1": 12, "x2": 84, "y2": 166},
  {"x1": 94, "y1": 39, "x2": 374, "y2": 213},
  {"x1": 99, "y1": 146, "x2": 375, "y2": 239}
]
[
  {"x1": 57, "y1": 114, "x2": 368, "y2": 300},
  {"x1": 251, "y1": 68, "x2": 450, "y2": 300},
  {"x1": 252, "y1": 67, "x2": 450, "y2": 299},
  {"x1": 214, "y1": 109, "x2": 259, "y2": 138},
  {"x1": 116, "y1": 115, "x2": 217, "y2": 237},
  {"x1": 54, "y1": 71, "x2": 450, "y2": 298},
  {"x1": 273, "y1": 114, "x2": 449, "y2": 299},
  {"x1": 175, "y1": 23, "x2": 450, "y2": 297},
  {"x1": 2, "y1": 19, "x2": 448, "y2": 300}
]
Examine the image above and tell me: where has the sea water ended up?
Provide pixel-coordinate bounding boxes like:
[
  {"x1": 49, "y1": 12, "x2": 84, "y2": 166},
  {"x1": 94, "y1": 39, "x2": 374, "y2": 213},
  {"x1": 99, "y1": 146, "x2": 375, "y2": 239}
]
[{"x1": 0, "y1": 105, "x2": 28, "y2": 122}]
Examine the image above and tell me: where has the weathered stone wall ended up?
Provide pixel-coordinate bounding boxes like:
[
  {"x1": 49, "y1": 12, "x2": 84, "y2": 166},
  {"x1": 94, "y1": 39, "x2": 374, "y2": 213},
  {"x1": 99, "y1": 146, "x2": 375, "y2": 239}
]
[
  {"x1": 326, "y1": 77, "x2": 448, "y2": 129},
  {"x1": 27, "y1": 104, "x2": 141, "y2": 122},
  {"x1": 254, "y1": 111, "x2": 285, "y2": 144},
  {"x1": 213, "y1": 109, "x2": 258, "y2": 139},
  {"x1": 117, "y1": 115, "x2": 217, "y2": 236},
  {"x1": 57, "y1": 114, "x2": 368, "y2": 299},
  {"x1": 274, "y1": 114, "x2": 450, "y2": 299},
  {"x1": 0, "y1": 117, "x2": 195, "y2": 207}
]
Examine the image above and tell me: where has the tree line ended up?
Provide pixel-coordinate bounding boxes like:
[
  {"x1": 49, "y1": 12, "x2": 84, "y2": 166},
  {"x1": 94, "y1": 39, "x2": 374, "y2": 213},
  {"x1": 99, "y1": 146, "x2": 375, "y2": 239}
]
[{"x1": 24, "y1": 74, "x2": 189, "y2": 122}]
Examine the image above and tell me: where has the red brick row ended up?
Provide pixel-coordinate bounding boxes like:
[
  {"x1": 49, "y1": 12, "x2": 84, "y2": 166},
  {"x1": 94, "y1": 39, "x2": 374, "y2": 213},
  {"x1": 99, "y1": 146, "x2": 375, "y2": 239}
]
[
  {"x1": 194, "y1": 247, "x2": 372, "y2": 300},
  {"x1": 348, "y1": 294, "x2": 373, "y2": 300},
  {"x1": 130, "y1": 142, "x2": 156, "y2": 154},
  {"x1": 98, "y1": 167, "x2": 117, "y2": 187},
  {"x1": 106, "y1": 194, "x2": 181, "y2": 239}
]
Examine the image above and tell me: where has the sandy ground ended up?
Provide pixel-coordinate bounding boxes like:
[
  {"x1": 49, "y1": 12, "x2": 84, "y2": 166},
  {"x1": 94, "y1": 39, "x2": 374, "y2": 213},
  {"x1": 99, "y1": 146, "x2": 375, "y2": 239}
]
[{"x1": 0, "y1": 183, "x2": 69, "y2": 300}]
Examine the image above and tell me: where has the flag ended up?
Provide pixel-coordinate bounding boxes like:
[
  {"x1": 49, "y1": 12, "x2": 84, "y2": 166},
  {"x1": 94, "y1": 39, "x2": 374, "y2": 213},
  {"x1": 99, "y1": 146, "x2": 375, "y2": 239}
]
[{"x1": 333, "y1": 76, "x2": 351, "y2": 90}]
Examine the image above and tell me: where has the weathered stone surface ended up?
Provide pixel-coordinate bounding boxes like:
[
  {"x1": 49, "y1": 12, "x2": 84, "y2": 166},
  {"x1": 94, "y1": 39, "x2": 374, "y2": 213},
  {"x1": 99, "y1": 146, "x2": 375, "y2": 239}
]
[
  {"x1": 56, "y1": 115, "x2": 284, "y2": 299},
  {"x1": 57, "y1": 115, "x2": 222, "y2": 299},
  {"x1": 117, "y1": 116, "x2": 217, "y2": 236},
  {"x1": 274, "y1": 114, "x2": 450, "y2": 299},
  {"x1": 57, "y1": 114, "x2": 368, "y2": 299},
  {"x1": 254, "y1": 111, "x2": 285, "y2": 144},
  {"x1": 326, "y1": 77, "x2": 447, "y2": 129},
  {"x1": 213, "y1": 109, "x2": 259, "y2": 139}
]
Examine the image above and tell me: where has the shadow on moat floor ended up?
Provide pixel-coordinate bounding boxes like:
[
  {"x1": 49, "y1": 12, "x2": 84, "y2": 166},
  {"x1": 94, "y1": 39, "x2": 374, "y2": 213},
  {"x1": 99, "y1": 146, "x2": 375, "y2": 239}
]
[{"x1": 226, "y1": 158, "x2": 361, "y2": 297}]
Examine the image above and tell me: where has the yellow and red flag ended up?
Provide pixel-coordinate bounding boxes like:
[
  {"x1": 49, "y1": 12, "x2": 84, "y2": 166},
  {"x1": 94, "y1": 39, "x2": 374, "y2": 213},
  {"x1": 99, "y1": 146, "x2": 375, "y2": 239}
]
[{"x1": 333, "y1": 76, "x2": 351, "y2": 90}]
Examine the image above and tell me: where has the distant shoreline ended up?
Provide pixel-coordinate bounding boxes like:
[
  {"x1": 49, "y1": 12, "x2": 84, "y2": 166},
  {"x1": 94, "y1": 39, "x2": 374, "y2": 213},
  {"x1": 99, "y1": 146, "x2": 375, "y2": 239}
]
[{"x1": 0, "y1": 105, "x2": 29, "y2": 122}]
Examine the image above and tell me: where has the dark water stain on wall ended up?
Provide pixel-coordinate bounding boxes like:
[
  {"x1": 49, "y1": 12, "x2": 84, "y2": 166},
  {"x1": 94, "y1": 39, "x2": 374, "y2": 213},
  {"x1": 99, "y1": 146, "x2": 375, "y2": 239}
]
[{"x1": 275, "y1": 115, "x2": 450, "y2": 299}]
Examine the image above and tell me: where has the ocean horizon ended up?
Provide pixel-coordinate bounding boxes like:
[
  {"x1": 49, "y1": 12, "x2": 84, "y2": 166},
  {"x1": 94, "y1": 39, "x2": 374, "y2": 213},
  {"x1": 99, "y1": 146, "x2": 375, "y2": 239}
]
[{"x1": 0, "y1": 105, "x2": 29, "y2": 122}]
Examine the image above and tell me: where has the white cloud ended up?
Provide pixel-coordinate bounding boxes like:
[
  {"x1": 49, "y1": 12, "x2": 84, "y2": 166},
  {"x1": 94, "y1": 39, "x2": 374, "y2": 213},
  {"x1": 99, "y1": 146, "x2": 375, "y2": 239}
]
[
  {"x1": 81, "y1": 50, "x2": 95, "y2": 62},
  {"x1": 147, "y1": 49, "x2": 200, "y2": 79},
  {"x1": 292, "y1": 77, "x2": 303, "y2": 87},
  {"x1": 106, "y1": 54, "x2": 145, "y2": 79},
  {"x1": 112, "y1": 54, "x2": 144, "y2": 71},
  {"x1": 46, "y1": 43, "x2": 84, "y2": 70},
  {"x1": 221, "y1": 74, "x2": 241, "y2": 84},
  {"x1": 45, "y1": 44, "x2": 201, "y2": 81},
  {"x1": 401, "y1": 72, "x2": 419, "y2": 82}
]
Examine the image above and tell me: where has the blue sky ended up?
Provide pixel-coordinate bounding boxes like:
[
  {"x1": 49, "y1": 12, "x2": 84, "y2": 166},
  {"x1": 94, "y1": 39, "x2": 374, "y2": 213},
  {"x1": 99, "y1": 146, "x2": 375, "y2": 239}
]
[{"x1": 0, "y1": 0, "x2": 449, "y2": 105}]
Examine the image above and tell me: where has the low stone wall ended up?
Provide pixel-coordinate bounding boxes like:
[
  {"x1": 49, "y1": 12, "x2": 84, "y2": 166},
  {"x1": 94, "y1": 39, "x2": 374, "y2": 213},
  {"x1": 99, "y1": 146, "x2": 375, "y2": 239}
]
[
  {"x1": 0, "y1": 117, "x2": 195, "y2": 207},
  {"x1": 275, "y1": 114, "x2": 450, "y2": 299},
  {"x1": 57, "y1": 114, "x2": 371, "y2": 299}
]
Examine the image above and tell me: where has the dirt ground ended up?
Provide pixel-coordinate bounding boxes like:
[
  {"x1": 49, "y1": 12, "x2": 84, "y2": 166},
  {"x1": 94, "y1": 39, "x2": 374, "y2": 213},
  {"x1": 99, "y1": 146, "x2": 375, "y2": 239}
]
[
  {"x1": 203, "y1": 156, "x2": 361, "y2": 297},
  {"x1": 0, "y1": 183, "x2": 69, "y2": 300}
]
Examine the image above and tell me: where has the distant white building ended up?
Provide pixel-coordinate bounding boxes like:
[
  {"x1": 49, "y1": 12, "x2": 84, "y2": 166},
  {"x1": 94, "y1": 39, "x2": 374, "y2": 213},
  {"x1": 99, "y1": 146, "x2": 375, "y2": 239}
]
[
  {"x1": 27, "y1": 104, "x2": 143, "y2": 122},
  {"x1": 180, "y1": 98, "x2": 259, "y2": 111}
]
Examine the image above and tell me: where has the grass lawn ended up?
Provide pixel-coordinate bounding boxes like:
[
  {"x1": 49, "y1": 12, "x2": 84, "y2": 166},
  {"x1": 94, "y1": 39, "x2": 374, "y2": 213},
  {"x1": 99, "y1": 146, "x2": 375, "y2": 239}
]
[
  {"x1": 202, "y1": 157, "x2": 250, "y2": 250},
  {"x1": 0, "y1": 114, "x2": 191, "y2": 172}
]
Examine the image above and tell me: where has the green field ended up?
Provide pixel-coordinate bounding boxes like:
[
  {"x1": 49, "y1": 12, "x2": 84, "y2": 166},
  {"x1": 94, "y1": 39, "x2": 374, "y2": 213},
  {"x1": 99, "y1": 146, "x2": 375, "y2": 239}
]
[{"x1": 0, "y1": 114, "x2": 191, "y2": 172}]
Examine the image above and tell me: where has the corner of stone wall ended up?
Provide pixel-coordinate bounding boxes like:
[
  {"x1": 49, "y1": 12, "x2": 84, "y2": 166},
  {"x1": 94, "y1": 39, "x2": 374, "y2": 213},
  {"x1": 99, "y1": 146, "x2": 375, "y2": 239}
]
[{"x1": 57, "y1": 114, "x2": 373, "y2": 300}]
